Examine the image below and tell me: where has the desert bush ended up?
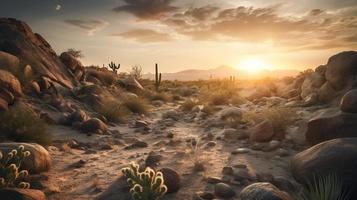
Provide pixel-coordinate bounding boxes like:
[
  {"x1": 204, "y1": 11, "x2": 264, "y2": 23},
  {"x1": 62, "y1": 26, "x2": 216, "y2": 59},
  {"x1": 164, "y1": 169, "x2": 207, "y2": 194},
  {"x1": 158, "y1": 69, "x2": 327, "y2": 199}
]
[
  {"x1": 0, "y1": 145, "x2": 31, "y2": 189},
  {"x1": 201, "y1": 104, "x2": 214, "y2": 115},
  {"x1": 66, "y1": 48, "x2": 84, "y2": 58},
  {"x1": 0, "y1": 105, "x2": 51, "y2": 145},
  {"x1": 209, "y1": 92, "x2": 229, "y2": 105},
  {"x1": 97, "y1": 99, "x2": 129, "y2": 123},
  {"x1": 130, "y1": 65, "x2": 143, "y2": 80},
  {"x1": 243, "y1": 107, "x2": 296, "y2": 136},
  {"x1": 230, "y1": 96, "x2": 247, "y2": 106},
  {"x1": 181, "y1": 99, "x2": 198, "y2": 112},
  {"x1": 122, "y1": 96, "x2": 150, "y2": 115},
  {"x1": 122, "y1": 162, "x2": 167, "y2": 200},
  {"x1": 293, "y1": 173, "x2": 350, "y2": 200},
  {"x1": 150, "y1": 92, "x2": 172, "y2": 102}
]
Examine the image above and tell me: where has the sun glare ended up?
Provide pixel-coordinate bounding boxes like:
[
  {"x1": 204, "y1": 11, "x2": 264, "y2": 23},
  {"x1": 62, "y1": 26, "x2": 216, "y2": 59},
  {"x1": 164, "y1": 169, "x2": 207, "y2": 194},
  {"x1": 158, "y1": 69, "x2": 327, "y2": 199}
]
[{"x1": 238, "y1": 58, "x2": 266, "y2": 73}]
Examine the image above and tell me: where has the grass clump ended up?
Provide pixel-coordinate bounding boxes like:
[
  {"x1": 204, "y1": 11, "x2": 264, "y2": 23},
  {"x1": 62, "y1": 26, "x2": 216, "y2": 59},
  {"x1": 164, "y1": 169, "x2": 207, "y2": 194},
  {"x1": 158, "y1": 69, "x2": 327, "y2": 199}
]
[
  {"x1": 97, "y1": 99, "x2": 129, "y2": 123},
  {"x1": 150, "y1": 92, "x2": 172, "y2": 102},
  {"x1": 209, "y1": 92, "x2": 229, "y2": 105},
  {"x1": 0, "y1": 105, "x2": 51, "y2": 145},
  {"x1": 181, "y1": 99, "x2": 198, "y2": 112},
  {"x1": 293, "y1": 173, "x2": 350, "y2": 200},
  {"x1": 122, "y1": 96, "x2": 150, "y2": 115}
]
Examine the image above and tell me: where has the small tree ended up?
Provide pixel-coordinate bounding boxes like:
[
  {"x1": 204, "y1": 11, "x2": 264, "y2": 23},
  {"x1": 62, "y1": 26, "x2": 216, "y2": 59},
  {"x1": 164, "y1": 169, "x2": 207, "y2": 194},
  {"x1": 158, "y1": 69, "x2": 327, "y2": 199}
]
[
  {"x1": 131, "y1": 65, "x2": 143, "y2": 80},
  {"x1": 66, "y1": 48, "x2": 84, "y2": 58}
]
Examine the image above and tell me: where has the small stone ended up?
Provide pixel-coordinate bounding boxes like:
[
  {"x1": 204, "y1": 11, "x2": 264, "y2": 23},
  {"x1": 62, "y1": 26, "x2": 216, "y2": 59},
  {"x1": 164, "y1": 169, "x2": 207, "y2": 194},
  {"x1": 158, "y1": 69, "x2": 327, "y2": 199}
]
[
  {"x1": 232, "y1": 148, "x2": 250, "y2": 154},
  {"x1": 206, "y1": 176, "x2": 222, "y2": 184},
  {"x1": 205, "y1": 141, "x2": 216, "y2": 147},
  {"x1": 196, "y1": 191, "x2": 215, "y2": 200},
  {"x1": 214, "y1": 183, "x2": 236, "y2": 198},
  {"x1": 222, "y1": 166, "x2": 234, "y2": 175},
  {"x1": 124, "y1": 141, "x2": 148, "y2": 149}
]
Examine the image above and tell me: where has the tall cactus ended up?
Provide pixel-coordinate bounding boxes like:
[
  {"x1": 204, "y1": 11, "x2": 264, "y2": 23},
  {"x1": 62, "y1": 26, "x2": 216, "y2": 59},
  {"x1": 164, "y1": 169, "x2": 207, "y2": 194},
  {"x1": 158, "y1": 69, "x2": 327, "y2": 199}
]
[
  {"x1": 155, "y1": 63, "x2": 162, "y2": 91},
  {"x1": 108, "y1": 62, "x2": 120, "y2": 74}
]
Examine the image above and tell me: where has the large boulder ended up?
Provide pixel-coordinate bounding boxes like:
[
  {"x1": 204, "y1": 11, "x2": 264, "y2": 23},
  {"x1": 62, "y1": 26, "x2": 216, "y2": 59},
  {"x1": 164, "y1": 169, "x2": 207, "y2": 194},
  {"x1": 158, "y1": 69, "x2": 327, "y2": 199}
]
[
  {"x1": 325, "y1": 51, "x2": 357, "y2": 91},
  {"x1": 118, "y1": 76, "x2": 144, "y2": 91},
  {"x1": 291, "y1": 138, "x2": 357, "y2": 199},
  {"x1": 218, "y1": 106, "x2": 242, "y2": 120},
  {"x1": 0, "y1": 51, "x2": 20, "y2": 74},
  {"x1": 0, "y1": 143, "x2": 51, "y2": 173},
  {"x1": 240, "y1": 182, "x2": 291, "y2": 200},
  {"x1": 340, "y1": 89, "x2": 357, "y2": 113},
  {"x1": 305, "y1": 108, "x2": 357, "y2": 145},
  {"x1": 0, "y1": 18, "x2": 77, "y2": 89},
  {"x1": 0, "y1": 188, "x2": 46, "y2": 200},
  {"x1": 59, "y1": 52, "x2": 85, "y2": 81},
  {"x1": 300, "y1": 72, "x2": 325, "y2": 100},
  {"x1": 0, "y1": 69, "x2": 22, "y2": 96},
  {"x1": 318, "y1": 82, "x2": 339, "y2": 103}
]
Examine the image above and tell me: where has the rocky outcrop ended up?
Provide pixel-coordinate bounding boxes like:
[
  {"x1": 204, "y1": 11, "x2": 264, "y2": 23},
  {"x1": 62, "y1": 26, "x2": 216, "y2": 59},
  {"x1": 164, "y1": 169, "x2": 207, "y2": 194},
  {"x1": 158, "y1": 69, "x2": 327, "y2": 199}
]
[
  {"x1": 0, "y1": 143, "x2": 51, "y2": 173},
  {"x1": 291, "y1": 138, "x2": 357, "y2": 199},
  {"x1": 340, "y1": 89, "x2": 357, "y2": 113},
  {"x1": 59, "y1": 52, "x2": 85, "y2": 81},
  {"x1": 0, "y1": 51, "x2": 20, "y2": 75},
  {"x1": 0, "y1": 69, "x2": 22, "y2": 96},
  {"x1": 0, "y1": 18, "x2": 78, "y2": 89}
]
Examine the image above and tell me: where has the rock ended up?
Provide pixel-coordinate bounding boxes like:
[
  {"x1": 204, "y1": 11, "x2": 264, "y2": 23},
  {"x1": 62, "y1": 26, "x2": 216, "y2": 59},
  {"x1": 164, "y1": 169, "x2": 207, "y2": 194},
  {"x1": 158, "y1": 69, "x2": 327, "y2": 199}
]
[
  {"x1": 318, "y1": 82, "x2": 338, "y2": 103},
  {"x1": 325, "y1": 51, "x2": 357, "y2": 91},
  {"x1": 145, "y1": 151, "x2": 162, "y2": 167},
  {"x1": 271, "y1": 176, "x2": 296, "y2": 193},
  {"x1": 291, "y1": 138, "x2": 357, "y2": 199},
  {"x1": 214, "y1": 183, "x2": 236, "y2": 198},
  {"x1": 65, "y1": 109, "x2": 89, "y2": 125},
  {"x1": 206, "y1": 176, "x2": 222, "y2": 184},
  {"x1": 59, "y1": 52, "x2": 85, "y2": 81},
  {"x1": 305, "y1": 109, "x2": 357, "y2": 145},
  {"x1": 80, "y1": 118, "x2": 107, "y2": 134},
  {"x1": 249, "y1": 120, "x2": 275, "y2": 143},
  {"x1": 231, "y1": 148, "x2": 250, "y2": 154},
  {"x1": 0, "y1": 97, "x2": 8, "y2": 111},
  {"x1": 118, "y1": 76, "x2": 144, "y2": 91},
  {"x1": 222, "y1": 166, "x2": 234, "y2": 175},
  {"x1": 300, "y1": 72, "x2": 325, "y2": 100},
  {"x1": 0, "y1": 143, "x2": 51, "y2": 173},
  {"x1": 0, "y1": 18, "x2": 78, "y2": 89},
  {"x1": 266, "y1": 140, "x2": 281, "y2": 151},
  {"x1": 125, "y1": 141, "x2": 148, "y2": 149},
  {"x1": 0, "y1": 87, "x2": 15, "y2": 104},
  {"x1": 240, "y1": 182, "x2": 291, "y2": 200},
  {"x1": 134, "y1": 120, "x2": 150, "y2": 130},
  {"x1": 29, "y1": 81, "x2": 41, "y2": 95},
  {"x1": 0, "y1": 51, "x2": 20, "y2": 74},
  {"x1": 195, "y1": 191, "x2": 215, "y2": 200},
  {"x1": 218, "y1": 106, "x2": 242, "y2": 120},
  {"x1": 0, "y1": 188, "x2": 46, "y2": 200},
  {"x1": 233, "y1": 168, "x2": 256, "y2": 181},
  {"x1": 340, "y1": 89, "x2": 357, "y2": 113},
  {"x1": 222, "y1": 128, "x2": 238, "y2": 140},
  {"x1": 0, "y1": 69, "x2": 22, "y2": 96},
  {"x1": 159, "y1": 168, "x2": 180, "y2": 193}
]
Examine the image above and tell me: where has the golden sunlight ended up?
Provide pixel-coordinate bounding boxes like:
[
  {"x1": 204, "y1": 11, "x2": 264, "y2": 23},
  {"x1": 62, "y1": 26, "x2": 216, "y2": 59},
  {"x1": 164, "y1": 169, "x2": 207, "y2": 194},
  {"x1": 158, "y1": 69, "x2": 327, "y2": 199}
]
[{"x1": 238, "y1": 58, "x2": 267, "y2": 73}]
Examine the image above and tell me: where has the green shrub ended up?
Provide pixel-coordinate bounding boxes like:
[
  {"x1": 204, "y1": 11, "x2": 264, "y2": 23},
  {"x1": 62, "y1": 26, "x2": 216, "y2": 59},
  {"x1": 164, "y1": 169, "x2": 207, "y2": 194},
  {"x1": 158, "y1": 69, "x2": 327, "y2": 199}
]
[
  {"x1": 293, "y1": 173, "x2": 350, "y2": 200},
  {"x1": 0, "y1": 105, "x2": 51, "y2": 145},
  {"x1": 122, "y1": 163, "x2": 167, "y2": 200},
  {"x1": 122, "y1": 97, "x2": 150, "y2": 115},
  {"x1": 0, "y1": 145, "x2": 31, "y2": 189}
]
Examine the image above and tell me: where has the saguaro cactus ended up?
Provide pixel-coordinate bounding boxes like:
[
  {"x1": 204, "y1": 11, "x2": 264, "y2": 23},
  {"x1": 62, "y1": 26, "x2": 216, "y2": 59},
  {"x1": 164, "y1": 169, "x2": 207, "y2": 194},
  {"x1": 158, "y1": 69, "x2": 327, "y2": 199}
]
[
  {"x1": 155, "y1": 63, "x2": 162, "y2": 91},
  {"x1": 108, "y1": 62, "x2": 120, "y2": 73}
]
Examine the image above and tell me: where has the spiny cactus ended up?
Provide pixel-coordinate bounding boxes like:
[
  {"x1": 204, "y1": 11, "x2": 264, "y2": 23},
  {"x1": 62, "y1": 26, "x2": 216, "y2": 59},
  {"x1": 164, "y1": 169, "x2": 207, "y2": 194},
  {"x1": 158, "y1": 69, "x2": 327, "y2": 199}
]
[
  {"x1": 122, "y1": 162, "x2": 167, "y2": 200},
  {"x1": 155, "y1": 63, "x2": 162, "y2": 92},
  {"x1": 0, "y1": 145, "x2": 31, "y2": 189},
  {"x1": 108, "y1": 62, "x2": 120, "y2": 73}
]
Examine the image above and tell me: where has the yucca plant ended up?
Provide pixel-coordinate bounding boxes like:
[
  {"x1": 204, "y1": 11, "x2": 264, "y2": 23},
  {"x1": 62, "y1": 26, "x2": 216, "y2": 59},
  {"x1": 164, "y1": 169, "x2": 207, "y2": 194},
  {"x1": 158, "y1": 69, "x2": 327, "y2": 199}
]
[
  {"x1": 293, "y1": 173, "x2": 350, "y2": 200},
  {"x1": 122, "y1": 162, "x2": 167, "y2": 200},
  {"x1": 0, "y1": 145, "x2": 31, "y2": 189}
]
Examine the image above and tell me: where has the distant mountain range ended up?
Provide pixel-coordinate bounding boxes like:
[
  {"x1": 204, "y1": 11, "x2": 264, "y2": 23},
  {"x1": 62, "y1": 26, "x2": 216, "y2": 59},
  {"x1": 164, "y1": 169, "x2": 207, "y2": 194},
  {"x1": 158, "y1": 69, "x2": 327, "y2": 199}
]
[{"x1": 142, "y1": 66, "x2": 299, "y2": 81}]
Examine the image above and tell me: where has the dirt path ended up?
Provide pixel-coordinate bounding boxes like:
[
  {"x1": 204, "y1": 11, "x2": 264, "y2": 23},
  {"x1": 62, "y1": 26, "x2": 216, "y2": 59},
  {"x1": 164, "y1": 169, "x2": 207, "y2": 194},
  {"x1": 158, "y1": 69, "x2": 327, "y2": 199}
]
[{"x1": 43, "y1": 103, "x2": 302, "y2": 200}]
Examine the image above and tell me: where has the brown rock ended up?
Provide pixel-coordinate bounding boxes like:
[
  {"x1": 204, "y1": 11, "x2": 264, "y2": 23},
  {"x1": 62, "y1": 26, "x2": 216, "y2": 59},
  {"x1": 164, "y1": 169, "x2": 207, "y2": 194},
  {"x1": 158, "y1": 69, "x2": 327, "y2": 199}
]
[
  {"x1": 0, "y1": 97, "x2": 8, "y2": 111},
  {"x1": 340, "y1": 89, "x2": 357, "y2": 113},
  {"x1": 59, "y1": 52, "x2": 85, "y2": 81},
  {"x1": 0, "y1": 69, "x2": 22, "y2": 96},
  {"x1": 160, "y1": 168, "x2": 181, "y2": 193},
  {"x1": 0, "y1": 87, "x2": 15, "y2": 104},
  {"x1": 249, "y1": 120, "x2": 275, "y2": 143},
  {"x1": 0, "y1": 188, "x2": 46, "y2": 200},
  {"x1": 0, "y1": 51, "x2": 20, "y2": 74},
  {"x1": 80, "y1": 118, "x2": 107, "y2": 134},
  {"x1": 240, "y1": 182, "x2": 291, "y2": 200}
]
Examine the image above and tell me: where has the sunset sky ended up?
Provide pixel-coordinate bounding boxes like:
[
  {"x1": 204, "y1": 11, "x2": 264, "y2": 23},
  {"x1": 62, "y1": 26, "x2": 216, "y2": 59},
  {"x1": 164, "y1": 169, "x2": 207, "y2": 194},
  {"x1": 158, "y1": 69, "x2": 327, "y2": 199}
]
[{"x1": 1, "y1": 0, "x2": 357, "y2": 73}]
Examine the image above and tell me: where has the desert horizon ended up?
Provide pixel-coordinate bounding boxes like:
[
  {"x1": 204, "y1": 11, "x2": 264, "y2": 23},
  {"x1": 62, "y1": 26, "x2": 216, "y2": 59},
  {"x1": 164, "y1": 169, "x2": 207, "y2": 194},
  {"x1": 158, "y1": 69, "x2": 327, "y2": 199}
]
[{"x1": 1, "y1": 1, "x2": 357, "y2": 200}]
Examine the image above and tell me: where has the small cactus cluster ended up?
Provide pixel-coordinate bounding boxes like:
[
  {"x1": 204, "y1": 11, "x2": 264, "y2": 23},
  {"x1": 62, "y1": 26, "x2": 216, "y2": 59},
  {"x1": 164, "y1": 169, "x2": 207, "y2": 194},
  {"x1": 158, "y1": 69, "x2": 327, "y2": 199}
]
[
  {"x1": 0, "y1": 145, "x2": 31, "y2": 189},
  {"x1": 122, "y1": 162, "x2": 167, "y2": 200},
  {"x1": 155, "y1": 63, "x2": 162, "y2": 92},
  {"x1": 229, "y1": 76, "x2": 236, "y2": 82},
  {"x1": 108, "y1": 62, "x2": 120, "y2": 73}
]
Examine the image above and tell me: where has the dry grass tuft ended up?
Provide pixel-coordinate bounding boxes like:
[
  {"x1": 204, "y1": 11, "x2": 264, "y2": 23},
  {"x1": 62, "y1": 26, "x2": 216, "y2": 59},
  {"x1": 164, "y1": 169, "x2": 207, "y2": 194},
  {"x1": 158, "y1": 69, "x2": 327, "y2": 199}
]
[{"x1": 122, "y1": 96, "x2": 150, "y2": 115}]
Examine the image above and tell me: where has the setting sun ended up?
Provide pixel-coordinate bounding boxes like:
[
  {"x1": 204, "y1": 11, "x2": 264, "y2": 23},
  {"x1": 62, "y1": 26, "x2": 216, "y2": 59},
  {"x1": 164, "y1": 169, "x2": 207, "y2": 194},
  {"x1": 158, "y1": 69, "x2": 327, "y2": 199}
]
[{"x1": 238, "y1": 58, "x2": 267, "y2": 73}]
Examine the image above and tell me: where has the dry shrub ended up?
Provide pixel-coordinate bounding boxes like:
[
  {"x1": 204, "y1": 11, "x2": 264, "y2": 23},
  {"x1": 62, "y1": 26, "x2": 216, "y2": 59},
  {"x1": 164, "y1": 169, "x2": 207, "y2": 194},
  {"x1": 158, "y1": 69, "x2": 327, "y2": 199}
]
[
  {"x1": 181, "y1": 99, "x2": 198, "y2": 112},
  {"x1": 209, "y1": 92, "x2": 230, "y2": 105},
  {"x1": 122, "y1": 96, "x2": 150, "y2": 115},
  {"x1": 97, "y1": 99, "x2": 129, "y2": 123},
  {"x1": 150, "y1": 92, "x2": 172, "y2": 102},
  {"x1": 0, "y1": 104, "x2": 51, "y2": 145}
]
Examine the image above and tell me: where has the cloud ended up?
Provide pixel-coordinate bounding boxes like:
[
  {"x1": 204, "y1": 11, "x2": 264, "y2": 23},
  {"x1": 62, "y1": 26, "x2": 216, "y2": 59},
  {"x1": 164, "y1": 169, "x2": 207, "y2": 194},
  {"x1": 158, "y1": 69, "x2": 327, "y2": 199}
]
[
  {"x1": 112, "y1": 29, "x2": 173, "y2": 43},
  {"x1": 158, "y1": 5, "x2": 357, "y2": 50},
  {"x1": 64, "y1": 19, "x2": 108, "y2": 35},
  {"x1": 112, "y1": 0, "x2": 178, "y2": 20}
]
